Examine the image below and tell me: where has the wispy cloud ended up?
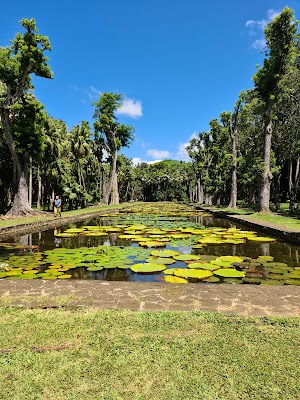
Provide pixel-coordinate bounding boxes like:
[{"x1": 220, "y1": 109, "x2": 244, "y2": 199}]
[
  {"x1": 70, "y1": 84, "x2": 101, "y2": 102},
  {"x1": 246, "y1": 9, "x2": 280, "y2": 50},
  {"x1": 147, "y1": 149, "x2": 170, "y2": 159},
  {"x1": 117, "y1": 98, "x2": 143, "y2": 118},
  {"x1": 88, "y1": 85, "x2": 101, "y2": 100},
  {"x1": 175, "y1": 132, "x2": 198, "y2": 162}
]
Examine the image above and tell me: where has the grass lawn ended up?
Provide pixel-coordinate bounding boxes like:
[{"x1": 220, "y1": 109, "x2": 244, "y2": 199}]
[
  {"x1": 0, "y1": 203, "x2": 130, "y2": 230},
  {"x1": 203, "y1": 205, "x2": 300, "y2": 231},
  {"x1": 0, "y1": 308, "x2": 299, "y2": 400}
]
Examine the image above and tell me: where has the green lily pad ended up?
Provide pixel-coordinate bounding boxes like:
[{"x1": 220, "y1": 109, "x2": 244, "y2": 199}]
[
  {"x1": 187, "y1": 262, "x2": 219, "y2": 271},
  {"x1": 146, "y1": 257, "x2": 175, "y2": 265},
  {"x1": 173, "y1": 268, "x2": 213, "y2": 280},
  {"x1": 218, "y1": 256, "x2": 244, "y2": 263},
  {"x1": 173, "y1": 254, "x2": 200, "y2": 261},
  {"x1": 165, "y1": 276, "x2": 188, "y2": 284},
  {"x1": 283, "y1": 279, "x2": 300, "y2": 285},
  {"x1": 261, "y1": 280, "x2": 284, "y2": 286},
  {"x1": 247, "y1": 236, "x2": 276, "y2": 242},
  {"x1": 138, "y1": 241, "x2": 166, "y2": 248},
  {"x1": 203, "y1": 276, "x2": 220, "y2": 283},
  {"x1": 214, "y1": 269, "x2": 245, "y2": 278},
  {"x1": 150, "y1": 250, "x2": 180, "y2": 258},
  {"x1": 87, "y1": 266, "x2": 104, "y2": 271},
  {"x1": 131, "y1": 263, "x2": 166, "y2": 273},
  {"x1": 242, "y1": 277, "x2": 262, "y2": 284}
]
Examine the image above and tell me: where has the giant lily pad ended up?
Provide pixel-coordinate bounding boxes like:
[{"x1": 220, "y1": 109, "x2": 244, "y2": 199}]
[
  {"x1": 173, "y1": 254, "x2": 200, "y2": 261},
  {"x1": 214, "y1": 269, "x2": 245, "y2": 278},
  {"x1": 165, "y1": 276, "x2": 187, "y2": 284},
  {"x1": 173, "y1": 268, "x2": 212, "y2": 280},
  {"x1": 131, "y1": 263, "x2": 166, "y2": 273},
  {"x1": 150, "y1": 249, "x2": 180, "y2": 258}
]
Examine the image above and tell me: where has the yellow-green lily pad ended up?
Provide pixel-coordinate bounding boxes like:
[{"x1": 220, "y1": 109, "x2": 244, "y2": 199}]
[
  {"x1": 173, "y1": 268, "x2": 212, "y2": 280},
  {"x1": 214, "y1": 269, "x2": 245, "y2": 278}
]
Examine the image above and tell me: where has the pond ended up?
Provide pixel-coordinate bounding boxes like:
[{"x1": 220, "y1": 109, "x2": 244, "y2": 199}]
[{"x1": 1, "y1": 203, "x2": 300, "y2": 285}]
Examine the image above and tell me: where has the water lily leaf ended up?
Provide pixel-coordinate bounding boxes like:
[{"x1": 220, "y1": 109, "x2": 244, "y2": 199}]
[
  {"x1": 55, "y1": 233, "x2": 77, "y2": 238},
  {"x1": 203, "y1": 276, "x2": 220, "y2": 283},
  {"x1": 261, "y1": 280, "x2": 284, "y2": 286},
  {"x1": 257, "y1": 256, "x2": 274, "y2": 262},
  {"x1": 131, "y1": 263, "x2": 166, "y2": 273},
  {"x1": 150, "y1": 250, "x2": 180, "y2": 257},
  {"x1": 242, "y1": 277, "x2": 262, "y2": 284},
  {"x1": 211, "y1": 259, "x2": 234, "y2": 268},
  {"x1": 217, "y1": 256, "x2": 244, "y2": 263},
  {"x1": 282, "y1": 279, "x2": 300, "y2": 285},
  {"x1": 173, "y1": 254, "x2": 200, "y2": 261},
  {"x1": 146, "y1": 257, "x2": 175, "y2": 265},
  {"x1": 247, "y1": 236, "x2": 276, "y2": 242},
  {"x1": 165, "y1": 276, "x2": 188, "y2": 284},
  {"x1": 57, "y1": 274, "x2": 72, "y2": 279},
  {"x1": 187, "y1": 262, "x2": 220, "y2": 271},
  {"x1": 214, "y1": 269, "x2": 245, "y2": 278},
  {"x1": 163, "y1": 268, "x2": 177, "y2": 275},
  {"x1": 138, "y1": 241, "x2": 166, "y2": 248},
  {"x1": 173, "y1": 268, "x2": 212, "y2": 280},
  {"x1": 87, "y1": 266, "x2": 104, "y2": 271}
]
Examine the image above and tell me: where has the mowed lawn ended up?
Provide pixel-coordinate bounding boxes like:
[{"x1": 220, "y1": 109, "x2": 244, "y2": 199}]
[{"x1": 0, "y1": 308, "x2": 299, "y2": 400}]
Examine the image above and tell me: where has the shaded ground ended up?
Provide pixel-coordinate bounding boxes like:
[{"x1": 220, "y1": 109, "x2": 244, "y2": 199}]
[{"x1": 1, "y1": 280, "x2": 299, "y2": 317}]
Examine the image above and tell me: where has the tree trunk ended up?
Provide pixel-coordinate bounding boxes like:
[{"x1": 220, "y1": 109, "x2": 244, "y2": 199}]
[
  {"x1": 1, "y1": 110, "x2": 36, "y2": 216},
  {"x1": 37, "y1": 165, "x2": 42, "y2": 210},
  {"x1": 102, "y1": 151, "x2": 118, "y2": 205},
  {"x1": 259, "y1": 103, "x2": 273, "y2": 213},
  {"x1": 110, "y1": 171, "x2": 119, "y2": 204},
  {"x1": 228, "y1": 133, "x2": 237, "y2": 208},
  {"x1": 197, "y1": 178, "x2": 203, "y2": 203},
  {"x1": 28, "y1": 156, "x2": 32, "y2": 207},
  {"x1": 6, "y1": 171, "x2": 33, "y2": 216},
  {"x1": 273, "y1": 172, "x2": 281, "y2": 212}
]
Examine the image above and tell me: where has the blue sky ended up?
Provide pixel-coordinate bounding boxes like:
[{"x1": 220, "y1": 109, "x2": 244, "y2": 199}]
[{"x1": 1, "y1": 0, "x2": 300, "y2": 164}]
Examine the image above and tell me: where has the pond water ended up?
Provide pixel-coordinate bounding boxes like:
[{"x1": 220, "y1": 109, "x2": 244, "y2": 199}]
[{"x1": 1, "y1": 203, "x2": 300, "y2": 285}]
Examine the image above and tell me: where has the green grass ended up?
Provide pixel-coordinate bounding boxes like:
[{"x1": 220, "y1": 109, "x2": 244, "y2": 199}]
[
  {"x1": 0, "y1": 203, "x2": 131, "y2": 230},
  {"x1": 0, "y1": 308, "x2": 299, "y2": 400},
  {"x1": 203, "y1": 205, "x2": 300, "y2": 231}
]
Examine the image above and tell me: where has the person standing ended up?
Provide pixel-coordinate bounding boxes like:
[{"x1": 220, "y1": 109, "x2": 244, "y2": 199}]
[{"x1": 54, "y1": 195, "x2": 62, "y2": 217}]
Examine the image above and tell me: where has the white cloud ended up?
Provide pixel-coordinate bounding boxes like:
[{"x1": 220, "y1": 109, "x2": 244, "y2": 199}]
[
  {"x1": 132, "y1": 157, "x2": 143, "y2": 166},
  {"x1": 147, "y1": 149, "x2": 170, "y2": 159},
  {"x1": 252, "y1": 39, "x2": 267, "y2": 51},
  {"x1": 117, "y1": 98, "x2": 143, "y2": 118},
  {"x1": 246, "y1": 9, "x2": 281, "y2": 50},
  {"x1": 175, "y1": 132, "x2": 198, "y2": 162},
  {"x1": 131, "y1": 157, "x2": 163, "y2": 166}
]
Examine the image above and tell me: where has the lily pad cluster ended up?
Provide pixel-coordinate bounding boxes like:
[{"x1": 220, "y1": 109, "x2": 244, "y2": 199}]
[
  {"x1": 56, "y1": 223, "x2": 276, "y2": 249},
  {"x1": 0, "y1": 246, "x2": 151, "y2": 279}
]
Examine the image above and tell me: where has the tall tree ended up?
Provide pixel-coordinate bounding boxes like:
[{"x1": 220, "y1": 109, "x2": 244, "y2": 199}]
[
  {"x1": 0, "y1": 18, "x2": 52, "y2": 215},
  {"x1": 93, "y1": 93, "x2": 134, "y2": 205},
  {"x1": 220, "y1": 91, "x2": 246, "y2": 208},
  {"x1": 253, "y1": 7, "x2": 297, "y2": 212}
]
